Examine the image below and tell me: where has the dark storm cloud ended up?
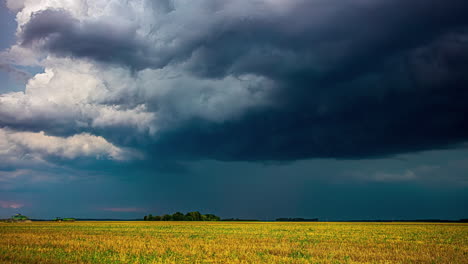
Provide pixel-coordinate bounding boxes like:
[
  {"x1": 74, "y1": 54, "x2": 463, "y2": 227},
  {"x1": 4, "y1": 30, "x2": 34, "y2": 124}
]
[
  {"x1": 20, "y1": 9, "x2": 156, "y2": 69},
  {"x1": 17, "y1": 0, "x2": 468, "y2": 161},
  {"x1": 19, "y1": 0, "x2": 468, "y2": 75}
]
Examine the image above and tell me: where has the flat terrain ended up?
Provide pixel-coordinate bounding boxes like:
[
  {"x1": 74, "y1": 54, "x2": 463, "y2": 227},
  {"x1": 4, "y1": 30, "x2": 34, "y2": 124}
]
[{"x1": 0, "y1": 221, "x2": 467, "y2": 263}]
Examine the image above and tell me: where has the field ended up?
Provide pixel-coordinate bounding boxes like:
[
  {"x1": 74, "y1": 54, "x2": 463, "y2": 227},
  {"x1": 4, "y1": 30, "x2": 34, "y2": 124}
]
[{"x1": 0, "y1": 221, "x2": 467, "y2": 263}]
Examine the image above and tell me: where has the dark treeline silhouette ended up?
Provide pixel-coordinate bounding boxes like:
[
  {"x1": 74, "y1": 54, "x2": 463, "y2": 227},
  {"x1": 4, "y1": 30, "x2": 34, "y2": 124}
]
[
  {"x1": 143, "y1": 211, "x2": 220, "y2": 221},
  {"x1": 276, "y1": 218, "x2": 319, "y2": 222}
]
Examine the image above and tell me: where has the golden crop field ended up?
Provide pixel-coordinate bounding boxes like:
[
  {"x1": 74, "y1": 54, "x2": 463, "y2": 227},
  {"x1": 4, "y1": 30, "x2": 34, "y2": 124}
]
[{"x1": 0, "y1": 221, "x2": 467, "y2": 264}]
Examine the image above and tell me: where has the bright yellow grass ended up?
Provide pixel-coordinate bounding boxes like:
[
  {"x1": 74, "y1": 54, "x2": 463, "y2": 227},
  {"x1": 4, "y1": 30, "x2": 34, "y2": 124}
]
[{"x1": 0, "y1": 221, "x2": 467, "y2": 263}]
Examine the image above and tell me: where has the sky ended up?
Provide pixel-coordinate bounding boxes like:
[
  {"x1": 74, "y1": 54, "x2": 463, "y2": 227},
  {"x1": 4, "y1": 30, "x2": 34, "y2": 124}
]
[{"x1": 0, "y1": 0, "x2": 467, "y2": 220}]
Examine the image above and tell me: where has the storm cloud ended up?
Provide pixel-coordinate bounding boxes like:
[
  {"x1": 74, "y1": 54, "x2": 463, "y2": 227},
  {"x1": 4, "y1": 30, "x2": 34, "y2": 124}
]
[
  {"x1": 2, "y1": 0, "x2": 468, "y2": 162},
  {"x1": 2, "y1": 0, "x2": 468, "y2": 221}
]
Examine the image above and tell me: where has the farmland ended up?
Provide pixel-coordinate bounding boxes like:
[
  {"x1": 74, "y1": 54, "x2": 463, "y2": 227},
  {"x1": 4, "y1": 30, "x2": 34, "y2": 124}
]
[{"x1": 0, "y1": 221, "x2": 467, "y2": 263}]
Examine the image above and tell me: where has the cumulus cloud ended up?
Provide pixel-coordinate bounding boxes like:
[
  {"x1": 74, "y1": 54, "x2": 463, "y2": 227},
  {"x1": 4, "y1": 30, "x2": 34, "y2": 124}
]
[
  {"x1": 0, "y1": 56, "x2": 271, "y2": 143},
  {"x1": 5, "y1": 0, "x2": 26, "y2": 11},
  {"x1": 19, "y1": 9, "x2": 153, "y2": 69},
  {"x1": 0, "y1": 58, "x2": 157, "y2": 135},
  {"x1": 1, "y1": 0, "x2": 468, "y2": 162},
  {"x1": 0, "y1": 128, "x2": 134, "y2": 161}
]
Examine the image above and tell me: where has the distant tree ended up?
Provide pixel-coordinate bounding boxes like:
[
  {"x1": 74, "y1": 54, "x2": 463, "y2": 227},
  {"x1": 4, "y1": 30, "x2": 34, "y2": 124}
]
[
  {"x1": 204, "y1": 214, "x2": 220, "y2": 221},
  {"x1": 172, "y1": 212, "x2": 186, "y2": 221},
  {"x1": 186, "y1": 211, "x2": 202, "y2": 221},
  {"x1": 143, "y1": 211, "x2": 220, "y2": 221},
  {"x1": 185, "y1": 214, "x2": 193, "y2": 221},
  {"x1": 11, "y1": 214, "x2": 29, "y2": 221},
  {"x1": 162, "y1": 214, "x2": 172, "y2": 221}
]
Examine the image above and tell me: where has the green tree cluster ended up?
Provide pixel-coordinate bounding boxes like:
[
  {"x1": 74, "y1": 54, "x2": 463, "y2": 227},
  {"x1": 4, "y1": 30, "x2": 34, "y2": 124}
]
[{"x1": 143, "y1": 211, "x2": 220, "y2": 221}]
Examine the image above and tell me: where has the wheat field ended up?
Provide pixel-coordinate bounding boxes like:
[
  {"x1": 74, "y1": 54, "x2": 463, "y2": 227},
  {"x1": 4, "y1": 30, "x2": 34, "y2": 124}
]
[{"x1": 0, "y1": 221, "x2": 467, "y2": 263}]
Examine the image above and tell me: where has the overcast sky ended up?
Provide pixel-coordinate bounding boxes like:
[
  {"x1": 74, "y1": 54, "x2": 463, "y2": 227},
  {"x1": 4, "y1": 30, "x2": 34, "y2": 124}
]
[{"x1": 0, "y1": 0, "x2": 467, "y2": 220}]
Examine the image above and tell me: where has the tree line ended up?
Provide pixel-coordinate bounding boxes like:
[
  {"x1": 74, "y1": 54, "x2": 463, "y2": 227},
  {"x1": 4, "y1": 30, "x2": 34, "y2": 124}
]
[{"x1": 143, "y1": 211, "x2": 220, "y2": 221}]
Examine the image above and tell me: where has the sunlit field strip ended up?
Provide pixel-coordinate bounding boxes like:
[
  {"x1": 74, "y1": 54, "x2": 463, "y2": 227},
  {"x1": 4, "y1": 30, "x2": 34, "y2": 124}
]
[{"x1": 1, "y1": 221, "x2": 467, "y2": 263}]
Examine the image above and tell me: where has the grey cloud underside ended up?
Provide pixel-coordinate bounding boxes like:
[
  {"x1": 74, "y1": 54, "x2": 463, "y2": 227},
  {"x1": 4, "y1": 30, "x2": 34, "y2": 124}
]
[
  {"x1": 20, "y1": 10, "x2": 154, "y2": 70},
  {"x1": 19, "y1": 1, "x2": 468, "y2": 76},
  {"x1": 17, "y1": 0, "x2": 468, "y2": 161}
]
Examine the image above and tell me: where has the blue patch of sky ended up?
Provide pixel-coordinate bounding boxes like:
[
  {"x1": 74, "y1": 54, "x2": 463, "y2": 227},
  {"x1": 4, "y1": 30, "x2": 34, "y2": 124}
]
[{"x1": 0, "y1": 4, "x2": 44, "y2": 93}]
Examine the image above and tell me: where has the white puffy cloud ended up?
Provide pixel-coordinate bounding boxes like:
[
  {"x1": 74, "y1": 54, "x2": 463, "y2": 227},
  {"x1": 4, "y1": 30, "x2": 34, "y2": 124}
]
[
  {"x1": 0, "y1": 128, "x2": 134, "y2": 161},
  {"x1": 0, "y1": 57, "x2": 158, "y2": 134},
  {"x1": 5, "y1": 0, "x2": 26, "y2": 11}
]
